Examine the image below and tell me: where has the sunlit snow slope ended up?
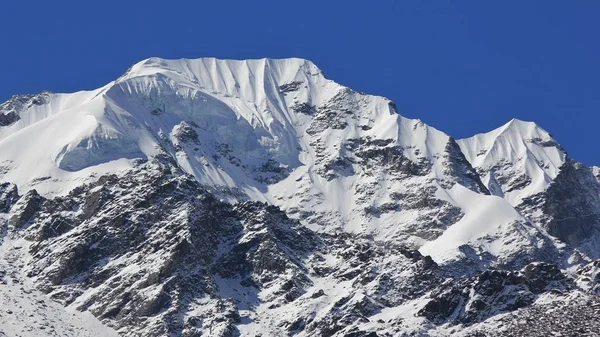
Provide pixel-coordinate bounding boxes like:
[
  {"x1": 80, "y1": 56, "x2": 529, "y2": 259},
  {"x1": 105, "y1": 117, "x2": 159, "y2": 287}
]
[{"x1": 458, "y1": 118, "x2": 566, "y2": 206}]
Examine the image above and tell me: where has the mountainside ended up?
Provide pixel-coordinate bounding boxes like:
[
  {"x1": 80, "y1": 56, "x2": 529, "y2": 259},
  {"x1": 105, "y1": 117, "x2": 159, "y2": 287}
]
[{"x1": 1, "y1": 57, "x2": 599, "y2": 336}]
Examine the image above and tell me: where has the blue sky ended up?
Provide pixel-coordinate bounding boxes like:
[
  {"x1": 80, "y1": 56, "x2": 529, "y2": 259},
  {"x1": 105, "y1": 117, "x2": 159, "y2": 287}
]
[{"x1": 1, "y1": 1, "x2": 598, "y2": 164}]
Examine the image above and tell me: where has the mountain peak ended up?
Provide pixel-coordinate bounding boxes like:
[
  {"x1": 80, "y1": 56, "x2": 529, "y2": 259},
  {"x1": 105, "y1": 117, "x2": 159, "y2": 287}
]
[
  {"x1": 504, "y1": 117, "x2": 537, "y2": 128},
  {"x1": 457, "y1": 118, "x2": 566, "y2": 204},
  {"x1": 500, "y1": 118, "x2": 551, "y2": 136}
]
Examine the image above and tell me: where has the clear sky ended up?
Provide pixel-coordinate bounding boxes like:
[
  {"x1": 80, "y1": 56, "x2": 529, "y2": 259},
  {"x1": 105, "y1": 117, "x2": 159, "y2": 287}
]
[{"x1": 1, "y1": 1, "x2": 598, "y2": 164}]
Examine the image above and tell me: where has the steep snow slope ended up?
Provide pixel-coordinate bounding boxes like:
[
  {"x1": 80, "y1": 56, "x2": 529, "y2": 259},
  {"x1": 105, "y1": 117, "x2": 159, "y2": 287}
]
[
  {"x1": 458, "y1": 119, "x2": 566, "y2": 205},
  {"x1": 420, "y1": 183, "x2": 562, "y2": 267}
]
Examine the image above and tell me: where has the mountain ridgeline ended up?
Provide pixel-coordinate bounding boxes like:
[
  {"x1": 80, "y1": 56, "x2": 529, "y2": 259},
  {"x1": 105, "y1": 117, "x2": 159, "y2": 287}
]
[{"x1": 0, "y1": 57, "x2": 599, "y2": 336}]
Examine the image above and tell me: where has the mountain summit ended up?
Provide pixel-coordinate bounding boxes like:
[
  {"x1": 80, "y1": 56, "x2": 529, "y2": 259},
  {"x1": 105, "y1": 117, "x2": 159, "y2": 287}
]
[{"x1": 1, "y1": 57, "x2": 600, "y2": 336}]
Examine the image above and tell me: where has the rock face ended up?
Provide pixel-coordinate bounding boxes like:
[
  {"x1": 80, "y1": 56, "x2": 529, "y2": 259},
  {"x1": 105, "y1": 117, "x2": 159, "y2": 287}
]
[
  {"x1": 419, "y1": 262, "x2": 569, "y2": 325},
  {"x1": 542, "y1": 161, "x2": 600, "y2": 247},
  {"x1": 0, "y1": 159, "x2": 443, "y2": 336},
  {"x1": 0, "y1": 183, "x2": 18, "y2": 213},
  {"x1": 0, "y1": 57, "x2": 600, "y2": 336},
  {"x1": 0, "y1": 92, "x2": 51, "y2": 126},
  {"x1": 8, "y1": 189, "x2": 42, "y2": 228}
]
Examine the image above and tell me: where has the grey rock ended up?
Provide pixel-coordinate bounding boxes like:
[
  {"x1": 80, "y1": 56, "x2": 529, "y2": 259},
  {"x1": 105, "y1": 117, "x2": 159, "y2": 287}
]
[{"x1": 8, "y1": 189, "x2": 42, "y2": 228}]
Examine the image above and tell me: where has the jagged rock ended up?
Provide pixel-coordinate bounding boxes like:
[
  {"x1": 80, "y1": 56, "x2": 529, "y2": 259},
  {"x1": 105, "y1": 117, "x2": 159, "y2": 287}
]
[
  {"x1": 0, "y1": 183, "x2": 19, "y2": 213},
  {"x1": 522, "y1": 262, "x2": 566, "y2": 293},
  {"x1": 0, "y1": 92, "x2": 51, "y2": 126},
  {"x1": 291, "y1": 102, "x2": 316, "y2": 115},
  {"x1": 254, "y1": 159, "x2": 289, "y2": 184},
  {"x1": 279, "y1": 81, "x2": 303, "y2": 93},
  {"x1": 173, "y1": 121, "x2": 200, "y2": 144},
  {"x1": 442, "y1": 137, "x2": 490, "y2": 194},
  {"x1": 420, "y1": 262, "x2": 571, "y2": 326},
  {"x1": 311, "y1": 289, "x2": 325, "y2": 298},
  {"x1": 575, "y1": 259, "x2": 600, "y2": 295},
  {"x1": 543, "y1": 160, "x2": 600, "y2": 246},
  {"x1": 8, "y1": 190, "x2": 42, "y2": 228},
  {"x1": 0, "y1": 111, "x2": 19, "y2": 126}
]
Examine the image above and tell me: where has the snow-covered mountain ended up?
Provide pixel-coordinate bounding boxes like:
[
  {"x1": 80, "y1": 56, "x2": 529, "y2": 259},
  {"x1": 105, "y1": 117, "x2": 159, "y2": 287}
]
[
  {"x1": 1, "y1": 57, "x2": 599, "y2": 336},
  {"x1": 458, "y1": 119, "x2": 566, "y2": 204},
  {"x1": 458, "y1": 120, "x2": 600, "y2": 256}
]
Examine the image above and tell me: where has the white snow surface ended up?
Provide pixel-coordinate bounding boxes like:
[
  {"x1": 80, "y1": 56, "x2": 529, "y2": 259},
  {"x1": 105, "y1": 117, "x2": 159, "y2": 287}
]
[{"x1": 421, "y1": 184, "x2": 547, "y2": 264}]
